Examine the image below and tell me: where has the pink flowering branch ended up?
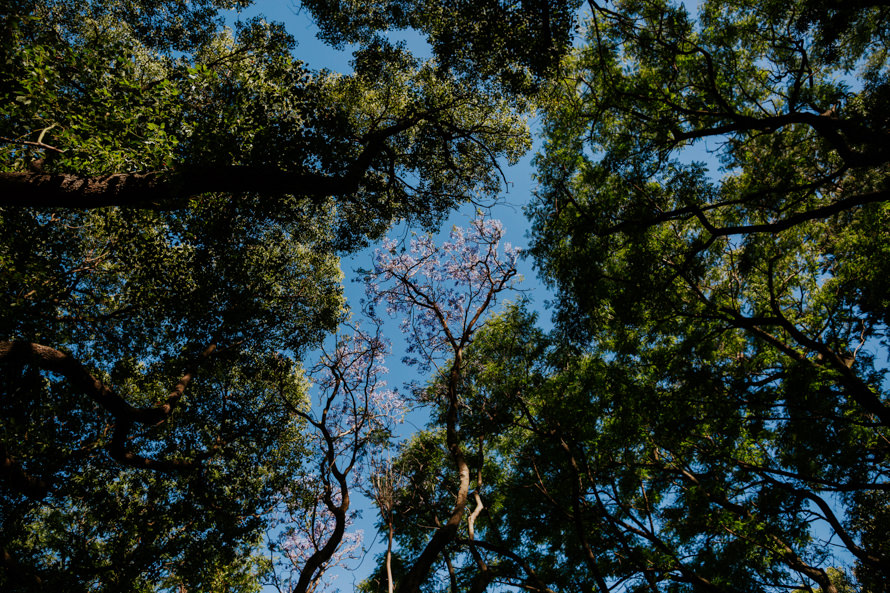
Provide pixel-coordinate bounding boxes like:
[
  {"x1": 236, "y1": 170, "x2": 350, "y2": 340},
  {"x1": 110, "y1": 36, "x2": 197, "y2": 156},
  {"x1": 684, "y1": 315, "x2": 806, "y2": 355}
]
[
  {"x1": 274, "y1": 493, "x2": 364, "y2": 593},
  {"x1": 367, "y1": 216, "x2": 519, "y2": 370},
  {"x1": 365, "y1": 214, "x2": 519, "y2": 593},
  {"x1": 273, "y1": 323, "x2": 403, "y2": 593}
]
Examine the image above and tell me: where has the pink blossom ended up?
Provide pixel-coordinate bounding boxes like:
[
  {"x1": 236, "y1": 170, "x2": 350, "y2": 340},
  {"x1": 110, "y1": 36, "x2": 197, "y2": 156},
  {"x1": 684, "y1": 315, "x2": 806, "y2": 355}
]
[{"x1": 366, "y1": 214, "x2": 519, "y2": 371}]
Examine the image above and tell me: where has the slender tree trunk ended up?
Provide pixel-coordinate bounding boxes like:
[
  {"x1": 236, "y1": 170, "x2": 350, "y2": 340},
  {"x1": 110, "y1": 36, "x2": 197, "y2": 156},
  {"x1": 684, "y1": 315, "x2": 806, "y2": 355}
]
[
  {"x1": 396, "y1": 354, "x2": 470, "y2": 593},
  {"x1": 385, "y1": 518, "x2": 394, "y2": 593}
]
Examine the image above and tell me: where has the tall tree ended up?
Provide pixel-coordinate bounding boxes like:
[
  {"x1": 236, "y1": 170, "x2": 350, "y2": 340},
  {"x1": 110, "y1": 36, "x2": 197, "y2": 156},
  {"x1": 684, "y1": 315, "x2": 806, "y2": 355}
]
[
  {"x1": 270, "y1": 326, "x2": 403, "y2": 593},
  {"x1": 1, "y1": 1, "x2": 527, "y2": 221},
  {"x1": 363, "y1": 215, "x2": 519, "y2": 593},
  {"x1": 354, "y1": 0, "x2": 888, "y2": 591}
]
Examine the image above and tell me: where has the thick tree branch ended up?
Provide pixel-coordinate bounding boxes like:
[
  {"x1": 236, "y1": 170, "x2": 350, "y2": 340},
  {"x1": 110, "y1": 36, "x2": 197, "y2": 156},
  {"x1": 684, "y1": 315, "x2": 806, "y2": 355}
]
[
  {"x1": 0, "y1": 115, "x2": 423, "y2": 209},
  {"x1": 397, "y1": 354, "x2": 471, "y2": 593},
  {"x1": 0, "y1": 166, "x2": 360, "y2": 210},
  {"x1": 692, "y1": 189, "x2": 890, "y2": 238},
  {"x1": 0, "y1": 341, "x2": 215, "y2": 473}
]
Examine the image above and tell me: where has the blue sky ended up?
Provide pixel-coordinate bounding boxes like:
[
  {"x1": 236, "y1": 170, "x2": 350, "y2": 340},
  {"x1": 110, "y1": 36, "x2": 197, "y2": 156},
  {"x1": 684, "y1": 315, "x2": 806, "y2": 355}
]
[{"x1": 228, "y1": 0, "x2": 549, "y2": 313}]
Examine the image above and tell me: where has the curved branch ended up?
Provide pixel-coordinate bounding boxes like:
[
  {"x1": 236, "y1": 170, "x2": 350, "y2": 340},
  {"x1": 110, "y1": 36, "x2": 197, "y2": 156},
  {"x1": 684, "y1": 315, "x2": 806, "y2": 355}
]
[
  {"x1": 456, "y1": 538, "x2": 557, "y2": 593},
  {"x1": 397, "y1": 354, "x2": 471, "y2": 593},
  {"x1": 758, "y1": 474, "x2": 887, "y2": 573},
  {"x1": 0, "y1": 341, "x2": 215, "y2": 472},
  {"x1": 693, "y1": 189, "x2": 890, "y2": 237},
  {"x1": 0, "y1": 165, "x2": 361, "y2": 210}
]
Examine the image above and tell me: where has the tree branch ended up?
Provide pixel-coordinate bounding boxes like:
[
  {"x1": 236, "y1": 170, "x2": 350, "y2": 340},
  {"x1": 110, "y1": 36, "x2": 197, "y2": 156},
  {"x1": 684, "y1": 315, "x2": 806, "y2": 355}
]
[
  {"x1": 0, "y1": 114, "x2": 424, "y2": 209},
  {"x1": 0, "y1": 341, "x2": 215, "y2": 473}
]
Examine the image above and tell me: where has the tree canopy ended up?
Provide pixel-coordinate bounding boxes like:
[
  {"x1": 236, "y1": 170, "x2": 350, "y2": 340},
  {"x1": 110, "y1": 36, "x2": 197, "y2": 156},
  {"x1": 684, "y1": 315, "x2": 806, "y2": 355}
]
[
  {"x1": 525, "y1": 0, "x2": 889, "y2": 591},
  {"x1": 3, "y1": 0, "x2": 890, "y2": 592}
]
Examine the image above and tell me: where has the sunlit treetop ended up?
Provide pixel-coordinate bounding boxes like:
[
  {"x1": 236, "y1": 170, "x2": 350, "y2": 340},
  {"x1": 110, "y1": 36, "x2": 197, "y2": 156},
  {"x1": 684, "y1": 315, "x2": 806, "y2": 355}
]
[{"x1": 1, "y1": 1, "x2": 531, "y2": 246}]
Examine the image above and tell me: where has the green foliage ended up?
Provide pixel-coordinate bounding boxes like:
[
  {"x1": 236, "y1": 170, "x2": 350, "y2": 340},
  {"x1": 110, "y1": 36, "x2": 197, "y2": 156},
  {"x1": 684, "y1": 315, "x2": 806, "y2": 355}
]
[
  {"x1": 1, "y1": 1, "x2": 530, "y2": 237},
  {"x1": 1, "y1": 344, "x2": 311, "y2": 591},
  {"x1": 300, "y1": 0, "x2": 583, "y2": 93},
  {"x1": 6, "y1": 0, "x2": 889, "y2": 590},
  {"x1": 522, "y1": 0, "x2": 890, "y2": 590}
]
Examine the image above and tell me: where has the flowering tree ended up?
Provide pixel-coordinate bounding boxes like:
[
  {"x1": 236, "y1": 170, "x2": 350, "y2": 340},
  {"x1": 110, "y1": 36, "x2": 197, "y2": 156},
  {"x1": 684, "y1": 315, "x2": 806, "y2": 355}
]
[
  {"x1": 274, "y1": 495, "x2": 364, "y2": 593},
  {"x1": 365, "y1": 215, "x2": 519, "y2": 593},
  {"x1": 369, "y1": 217, "x2": 519, "y2": 370},
  {"x1": 271, "y1": 326, "x2": 404, "y2": 593}
]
